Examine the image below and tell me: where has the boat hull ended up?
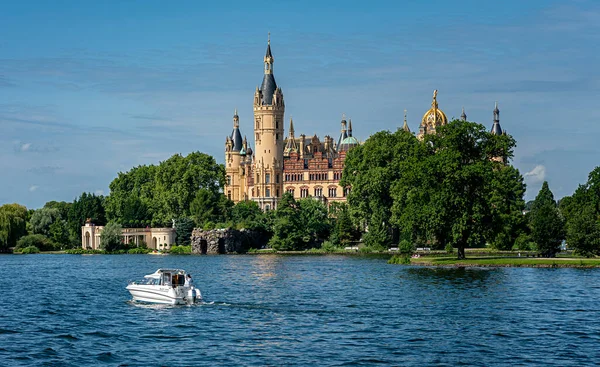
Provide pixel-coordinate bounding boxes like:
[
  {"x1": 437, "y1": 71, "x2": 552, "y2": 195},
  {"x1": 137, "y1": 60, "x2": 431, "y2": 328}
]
[{"x1": 126, "y1": 284, "x2": 186, "y2": 305}]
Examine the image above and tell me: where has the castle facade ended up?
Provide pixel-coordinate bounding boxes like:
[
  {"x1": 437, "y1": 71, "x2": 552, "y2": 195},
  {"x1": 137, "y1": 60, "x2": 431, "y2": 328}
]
[{"x1": 225, "y1": 39, "x2": 505, "y2": 210}]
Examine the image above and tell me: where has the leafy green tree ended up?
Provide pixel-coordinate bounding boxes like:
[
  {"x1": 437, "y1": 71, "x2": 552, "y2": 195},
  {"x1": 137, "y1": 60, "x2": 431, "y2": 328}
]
[
  {"x1": 488, "y1": 166, "x2": 527, "y2": 250},
  {"x1": 100, "y1": 221, "x2": 123, "y2": 252},
  {"x1": 175, "y1": 217, "x2": 195, "y2": 246},
  {"x1": 329, "y1": 202, "x2": 357, "y2": 246},
  {"x1": 566, "y1": 205, "x2": 600, "y2": 257},
  {"x1": 0, "y1": 203, "x2": 28, "y2": 252},
  {"x1": 30, "y1": 207, "x2": 61, "y2": 236},
  {"x1": 49, "y1": 220, "x2": 70, "y2": 248},
  {"x1": 561, "y1": 166, "x2": 600, "y2": 256},
  {"x1": 68, "y1": 192, "x2": 106, "y2": 241},
  {"x1": 269, "y1": 193, "x2": 304, "y2": 250},
  {"x1": 529, "y1": 181, "x2": 565, "y2": 257},
  {"x1": 229, "y1": 200, "x2": 266, "y2": 230},
  {"x1": 341, "y1": 129, "x2": 421, "y2": 245},
  {"x1": 43, "y1": 201, "x2": 72, "y2": 221},
  {"x1": 298, "y1": 198, "x2": 331, "y2": 244},
  {"x1": 15, "y1": 234, "x2": 56, "y2": 252},
  {"x1": 391, "y1": 120, "x2": 520, "y2": 259}
]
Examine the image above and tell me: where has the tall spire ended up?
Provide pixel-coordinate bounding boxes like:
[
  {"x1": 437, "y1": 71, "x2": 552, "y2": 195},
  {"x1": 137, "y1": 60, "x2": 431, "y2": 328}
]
[
  {"x1": 289, "y1": 116, "x2": 295, "y2": 136},
  {"x1": 231, "y1": 109, "x2": 243, "y2": 151},
  {"x1": 348, "y1": 119, "x2": 353, "y2": 137},
  {"x1": 403, "y1": 109, "x2": 411, "y2": 132},
  {"x1": 264, "y1": 32, "x2": 273, "y2": 74},
  {"x1": 491, "y1": 102, "x2": 503, "y2": 135},
  {"x1": 460, "y1": 107, "x2": 467, "y2": 121}
]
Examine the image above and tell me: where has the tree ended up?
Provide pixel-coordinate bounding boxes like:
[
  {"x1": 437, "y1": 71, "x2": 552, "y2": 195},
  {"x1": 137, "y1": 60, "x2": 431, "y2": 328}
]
[
  {"x1": 391, "y1": 120, "x2": 521, "y2": 259},
  {"x1": 100, "y1": 222, "x2": 123, "y2": 252},
  {"x1": 561, "y1": 166, "x2": 600, "y2": 256},
  {"x1": 43, "y1": 201, "x2": 72, "y2": 221},
  {"x1": 15, "y1": 234, "x2": 56, "y2": 252},
  {"x1": 175, "y1": 217, "x2": 195, "y2": 246},
  {"x1": 341, "y1": 129, "x2": 421, "y2": 245},
  {"x1": 566, "y1": 205, "x2": 600, "y2": 257},
  {"x1": 529, "y1": 181, "x2": 565, "y2": 257},
  {"x1": 329, "y1": 202, "x2": 358, "y2": 246},
  {"x1": 229, "y1": 200, "x2": 268, "y2": 231},
  {"x1": 30, "y1": 207, "x2": 61, "y2": 236},
  {"x1": 105, "y1": 152, "x2": 226, "y2": 227},
  {"x1": 0, "y1": 204, "x2": 28, "y2": 252},
  {"x1": 49, "y1": 220, "x2": 70, "y2": 248},
  {"x1": 269, "y1": 193, "x2": 304, "y2": 250},
  {"x1": 487, "y1": 165, "x2": 527, "y2": 250},
  {"x1": 298, "y1": 198, "x2": 331, "y2": 245},
  {"x1": 68, "y1": 192, "x2": 106, "y2": 241}
]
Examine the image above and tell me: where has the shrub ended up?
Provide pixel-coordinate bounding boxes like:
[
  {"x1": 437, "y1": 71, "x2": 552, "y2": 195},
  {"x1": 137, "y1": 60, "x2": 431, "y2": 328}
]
[
  {"x1": 128, "y1": 247, "x2": 151, "y2": 254},
  {"x1": 65, "y1": 248, "x2": 106, "y2": 254},
  {"x1": 398, "y1": 240, "x2": 414, "y2": 255},
  {"x1": 445, "y1": 243, "x2": 454, "y2": 254},
  {"x1": 15, "y1": 234, "x2": 57, "y2": 252},
  {"x1": 20, "y1": 246, "x2": 40, "y2": 254},
  {"x1": 388, "y1": 255, "x2": 411, "y2": 264},
  {"x1": 169, "y1": 245, "x2": 191, "y2": 254}
]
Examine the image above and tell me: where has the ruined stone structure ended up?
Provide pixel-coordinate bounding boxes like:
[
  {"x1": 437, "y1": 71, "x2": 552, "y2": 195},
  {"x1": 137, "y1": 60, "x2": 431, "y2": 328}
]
[{"x1": 190, "y1": 228, "x2": 268, "y2": 254}]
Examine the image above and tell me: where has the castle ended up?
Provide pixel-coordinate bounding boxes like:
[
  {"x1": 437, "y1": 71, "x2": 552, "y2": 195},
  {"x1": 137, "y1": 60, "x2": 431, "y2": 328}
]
[{"x1": 225, "y1": 38, "x2": 504, "y2": 210}]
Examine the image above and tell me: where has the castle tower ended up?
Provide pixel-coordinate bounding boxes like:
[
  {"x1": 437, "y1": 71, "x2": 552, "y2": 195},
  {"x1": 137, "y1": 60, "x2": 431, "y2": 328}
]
[
  {"x1": 225, "y1": 109, "x2": 244, "y2": 202},
  {"x1": 252, "y1": 35, "x2": 285, "y2": 210},
  {"x1": 418, "y1": 90, "x2": 448, "y2": 139},
  {"x1": 460, "y1": 107, "x2": 467, "y2": 121},
  {"x1": 490, "y1": 102, "x2": 503, "y2": 135}
]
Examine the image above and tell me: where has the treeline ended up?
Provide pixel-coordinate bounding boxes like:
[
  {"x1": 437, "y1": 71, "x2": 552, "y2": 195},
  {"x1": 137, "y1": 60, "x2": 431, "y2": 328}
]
[{"x1": 2, "y1": 120, "x2": 598, "y2": 257}]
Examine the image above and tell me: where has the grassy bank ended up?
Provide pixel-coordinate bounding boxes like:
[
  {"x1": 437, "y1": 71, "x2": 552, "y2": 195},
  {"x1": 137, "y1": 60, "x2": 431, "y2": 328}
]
[{"x1": 408, "y1": 256, "x2": 600, "y2": 268}]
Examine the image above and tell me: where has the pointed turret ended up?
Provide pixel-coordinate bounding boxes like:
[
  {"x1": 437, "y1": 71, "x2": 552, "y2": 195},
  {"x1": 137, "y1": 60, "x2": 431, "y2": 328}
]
[
  {"x1": 348, "y1": 119, "x2": 353, "y2": 137},
  {"x1": 337, "y1": 114, "x2": 348, "y2": 149},
  {"x1": 460, "y1": 107, "x2": 467, "y2": 121},
  {"x1": 230, "y1": 109, "x2": 243, "y2": 151},
  {"x1": 403, "y1": 109, "x2": 411, "y2": 132},
  {"x1": 491, "y1": 102, "x2": 503, "y2": 135},
  {"x1": 259, "y1": 34, "x2": 278, "y2": 105}
]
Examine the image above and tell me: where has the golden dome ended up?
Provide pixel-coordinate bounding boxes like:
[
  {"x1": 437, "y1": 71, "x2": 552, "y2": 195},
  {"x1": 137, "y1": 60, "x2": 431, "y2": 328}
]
[{"x1": 421, "y1": 90, "x2": 448, "y2": 127}]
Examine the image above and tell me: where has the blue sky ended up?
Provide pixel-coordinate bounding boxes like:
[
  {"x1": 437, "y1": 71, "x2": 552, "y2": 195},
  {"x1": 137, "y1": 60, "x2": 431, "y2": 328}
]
[{"x1": 1, "y1": 0, "x2": 599, "y2": 208}]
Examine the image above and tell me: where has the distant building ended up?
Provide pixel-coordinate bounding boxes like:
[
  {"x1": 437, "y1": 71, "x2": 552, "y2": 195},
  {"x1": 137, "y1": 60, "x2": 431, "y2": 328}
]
[
  {"x1": 225, "y1": 38, "x2": 507, "y2": 210},
  {"x1": 81, "y1": 219, "x2": 175, "y2": 250}
]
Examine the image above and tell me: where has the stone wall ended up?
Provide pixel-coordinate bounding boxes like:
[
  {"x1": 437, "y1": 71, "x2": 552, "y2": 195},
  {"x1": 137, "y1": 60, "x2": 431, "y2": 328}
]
[{"x1": 191, "y1": 228, "x2": 269, "y2": 254}]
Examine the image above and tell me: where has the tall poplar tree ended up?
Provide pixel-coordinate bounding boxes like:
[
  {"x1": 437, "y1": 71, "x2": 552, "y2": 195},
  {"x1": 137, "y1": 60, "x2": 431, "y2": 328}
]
[{"x1": 529, "y1": 181, "x2": 565, "y2": 257}]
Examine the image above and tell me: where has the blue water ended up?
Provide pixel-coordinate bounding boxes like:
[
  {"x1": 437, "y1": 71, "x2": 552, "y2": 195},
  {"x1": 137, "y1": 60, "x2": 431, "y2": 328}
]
[{"x1": 1, "y1": 255, "x2": 600, "y2": 366}]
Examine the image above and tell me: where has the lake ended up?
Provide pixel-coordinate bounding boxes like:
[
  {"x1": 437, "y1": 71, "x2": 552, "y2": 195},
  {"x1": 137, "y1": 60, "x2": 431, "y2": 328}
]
[{"x1": 1, "y1": 254, "x2": 599, "y2": 366}]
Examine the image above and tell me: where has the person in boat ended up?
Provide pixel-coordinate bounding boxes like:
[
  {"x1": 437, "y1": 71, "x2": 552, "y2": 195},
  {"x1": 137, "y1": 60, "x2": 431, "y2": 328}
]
[{"x1": 185, "y1": 274, "x2": 194, "y2": 288}]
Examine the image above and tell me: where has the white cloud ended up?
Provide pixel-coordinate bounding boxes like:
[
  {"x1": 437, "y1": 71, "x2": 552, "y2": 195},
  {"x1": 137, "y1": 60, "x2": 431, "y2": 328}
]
[
  {"x1": 20, "y1": 143, "x2": 31, "y2": 151},
  {"x1": 29, "y1": 185, "x2": 39, "y2": 192},
  {"x1": 94, "y1": 189, "x2": 105, "y2": 196},
  {"x1": 524, "y1": 165, "x2": 546, "y2": 183}
]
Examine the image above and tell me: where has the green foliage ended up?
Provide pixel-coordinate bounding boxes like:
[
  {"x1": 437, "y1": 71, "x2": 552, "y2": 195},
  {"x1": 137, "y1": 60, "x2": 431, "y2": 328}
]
[
  {"x1": 388, "y1": 255, "x2": 411, "y2": 264},
  {"x1": 561, "y1": 166, "x2": 600, "y2": 257},
  {"x1": 269, "y1": 193, "x2": 304, "y2": 251},
  {"x1": 398, "y1": 239, "x2": 414, "y2": 255},
  {"x1": 68, "y1": 192, "x2": 106, "y2": 247},
  {"x1": 529, "y1": 181, "x2": 565, "y2": 257},
  {"x1": 341, "y1": 129, "x2": 420, "y2": 245},
  {"x1": 100, "y1": 221, "x2": 123, "y2": 252},
  {"x1": 169, "y1": 245, "x2": 191, "y2": 254},
  {"x1": 229, "y1": 200, "x2": 266, "y2": 230},
  {"x1": 445, "y1": 243, "x2": 454, "y2": 254},
  {"x1": 174, "y1": 217, "x2": 195, "y2": 246},
  {"x1": 513, "y1": 233, "x2": 535, "y2": 251},
  {"x1": 43, "y1": 201, "x2": 72, "y2": 221},
  {"x1": 30, "y1": 208, "x2": 61, "y2": 236},
  {"x1": 298, "y1": 198, "x2": 331, "y2": 244},
  {"x1": 65, "y1": 248, "x2": 106, "y2": 254},
  {"x1": 127, "y1": 247, "x2": 151, "y2": 254},
  {"x1": 0, "y1": 203, "x2": 28, "y2": 252},
  {"x1": 15, "y1": 234, "x2": 56, "y2": 252},
  {"x1": 390, "y1": 120, "x2": 522, "y2": 259},
  {"x1": 20, "y1": 246, "x2": 40, "y2": 254},
  {"x1": 49, "y1": 219, "x2": 69, "y2": 247},
  {"x1": 328, "y1": 202, "x2": 359, "y2": 246},
  {"x1": 105, "y1": 152, "x2": 226, "y2": 228}
]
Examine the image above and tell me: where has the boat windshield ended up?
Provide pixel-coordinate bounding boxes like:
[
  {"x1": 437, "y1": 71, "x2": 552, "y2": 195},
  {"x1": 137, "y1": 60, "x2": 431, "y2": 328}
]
[{"x1": 144, "y1": 278, "x2": 160, "y2": 285}]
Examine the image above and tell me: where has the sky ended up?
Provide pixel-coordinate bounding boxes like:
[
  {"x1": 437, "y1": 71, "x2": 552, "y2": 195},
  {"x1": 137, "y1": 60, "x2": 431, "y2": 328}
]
[{"x1": 1, "y1": 0, "x2": 599, "y2": 208}]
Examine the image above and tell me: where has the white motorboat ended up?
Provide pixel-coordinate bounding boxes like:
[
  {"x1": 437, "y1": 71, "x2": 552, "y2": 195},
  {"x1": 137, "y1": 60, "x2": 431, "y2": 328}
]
[{"x1": 126, "y1": 269, "x2": 201, "y2": 305}]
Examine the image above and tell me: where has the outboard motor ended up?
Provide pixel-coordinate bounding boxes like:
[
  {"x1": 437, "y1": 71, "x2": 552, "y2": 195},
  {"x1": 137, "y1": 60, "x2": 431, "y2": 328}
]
[{"x1": 187, "y1": 287, "x2": 200, "y2": 304}]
